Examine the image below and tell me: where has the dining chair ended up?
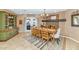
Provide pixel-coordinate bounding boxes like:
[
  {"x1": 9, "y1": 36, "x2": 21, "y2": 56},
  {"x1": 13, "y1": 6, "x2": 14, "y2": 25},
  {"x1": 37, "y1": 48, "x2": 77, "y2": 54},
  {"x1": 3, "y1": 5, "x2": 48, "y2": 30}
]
[{"x1": 41, "y1": 29, "x2": 51, "y2": 41}]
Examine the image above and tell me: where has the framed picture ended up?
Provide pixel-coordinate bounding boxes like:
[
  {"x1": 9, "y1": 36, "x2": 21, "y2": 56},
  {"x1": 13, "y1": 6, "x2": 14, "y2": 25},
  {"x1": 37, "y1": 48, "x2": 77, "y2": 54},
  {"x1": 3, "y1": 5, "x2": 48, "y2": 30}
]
[
  {"x1": 19, "y1": 20, "x2": 22, "y2": 24},
  {"x1": 71, "y1": 14, "x2": 79, "y2": 26}
]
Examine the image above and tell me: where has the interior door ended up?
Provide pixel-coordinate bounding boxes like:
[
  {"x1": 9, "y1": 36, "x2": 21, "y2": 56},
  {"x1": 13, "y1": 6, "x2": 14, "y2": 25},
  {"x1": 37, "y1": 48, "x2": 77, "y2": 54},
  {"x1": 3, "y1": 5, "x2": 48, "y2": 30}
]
[{"x1": 25, "y1": 19, "x2": 31, "y2": 32}]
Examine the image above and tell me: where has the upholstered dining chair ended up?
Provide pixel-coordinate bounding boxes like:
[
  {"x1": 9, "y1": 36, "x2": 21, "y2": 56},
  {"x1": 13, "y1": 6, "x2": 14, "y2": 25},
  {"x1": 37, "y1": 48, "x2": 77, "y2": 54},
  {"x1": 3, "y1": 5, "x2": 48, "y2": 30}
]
[{"x1": 51, "y1": 28, "x2": 61, "y2": 45}]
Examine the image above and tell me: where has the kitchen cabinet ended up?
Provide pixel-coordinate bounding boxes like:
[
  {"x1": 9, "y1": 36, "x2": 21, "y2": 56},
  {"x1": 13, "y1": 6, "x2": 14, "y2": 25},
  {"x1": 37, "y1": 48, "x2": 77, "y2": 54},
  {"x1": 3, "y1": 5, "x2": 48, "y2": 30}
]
[{"x1": 0, "y1": 11, "x2": 18, "y2": 41}]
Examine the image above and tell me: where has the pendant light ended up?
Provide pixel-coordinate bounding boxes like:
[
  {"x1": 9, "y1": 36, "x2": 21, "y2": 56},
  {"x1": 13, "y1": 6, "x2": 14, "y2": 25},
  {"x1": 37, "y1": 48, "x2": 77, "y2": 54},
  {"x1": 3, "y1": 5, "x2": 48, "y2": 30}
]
[{"x1": 41, "y1": 9, "x2": 49, "y2": 20}]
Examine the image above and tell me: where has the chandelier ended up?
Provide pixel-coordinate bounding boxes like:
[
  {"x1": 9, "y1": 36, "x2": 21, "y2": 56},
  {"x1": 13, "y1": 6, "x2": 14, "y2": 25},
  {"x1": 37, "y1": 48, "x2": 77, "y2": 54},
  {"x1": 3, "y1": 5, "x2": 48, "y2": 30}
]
[{"x1": 41, "y1": 9, "x2": 49, "y2": 20}]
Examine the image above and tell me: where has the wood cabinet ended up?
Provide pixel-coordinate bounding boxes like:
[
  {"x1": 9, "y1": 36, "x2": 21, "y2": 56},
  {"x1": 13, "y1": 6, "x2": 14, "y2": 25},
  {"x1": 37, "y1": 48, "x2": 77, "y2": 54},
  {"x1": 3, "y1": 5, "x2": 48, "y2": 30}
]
[{"x1": 0, "y1": 11, "x2": 18, "y2": 41}]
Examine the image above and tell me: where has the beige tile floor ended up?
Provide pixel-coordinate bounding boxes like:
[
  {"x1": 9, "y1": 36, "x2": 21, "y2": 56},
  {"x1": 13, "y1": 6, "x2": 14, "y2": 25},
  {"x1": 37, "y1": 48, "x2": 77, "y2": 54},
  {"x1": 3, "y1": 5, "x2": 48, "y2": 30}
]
[
  {"x1": 0, "y1": 32, "x2": 63, "y2": 50},
  {"x1": 0, "y1": 33, "x2": 39, "y2": 50}
]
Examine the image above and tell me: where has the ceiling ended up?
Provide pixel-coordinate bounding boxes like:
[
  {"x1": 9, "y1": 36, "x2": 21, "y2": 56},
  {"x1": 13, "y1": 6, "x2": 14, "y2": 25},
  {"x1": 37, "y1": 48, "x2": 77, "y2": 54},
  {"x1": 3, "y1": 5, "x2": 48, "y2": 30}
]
[{"x1": 9, "y1": 9, "x2": 67, "y2": 14}]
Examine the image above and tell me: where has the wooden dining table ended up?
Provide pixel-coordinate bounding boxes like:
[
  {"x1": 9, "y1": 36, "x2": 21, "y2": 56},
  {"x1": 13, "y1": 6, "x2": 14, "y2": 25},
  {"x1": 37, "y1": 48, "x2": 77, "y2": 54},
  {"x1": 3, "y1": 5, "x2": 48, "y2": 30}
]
[
  {"x1": 43, "y1": 28, "x2": 56, "y2": 34},
  {"x1": 32, "y1": 27, "x2": 56, "y2": 38}
]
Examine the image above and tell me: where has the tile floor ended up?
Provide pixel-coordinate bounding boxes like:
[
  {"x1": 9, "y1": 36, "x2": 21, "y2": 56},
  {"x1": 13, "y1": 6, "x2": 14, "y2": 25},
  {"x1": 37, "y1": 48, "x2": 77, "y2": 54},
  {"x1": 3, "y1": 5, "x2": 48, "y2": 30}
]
[
  {"x1": 0, "y1": 32, "x2": 39, "y2": 50},
  {"x1": 0, "y1": 32, "x2": 63, "y2": 50}
]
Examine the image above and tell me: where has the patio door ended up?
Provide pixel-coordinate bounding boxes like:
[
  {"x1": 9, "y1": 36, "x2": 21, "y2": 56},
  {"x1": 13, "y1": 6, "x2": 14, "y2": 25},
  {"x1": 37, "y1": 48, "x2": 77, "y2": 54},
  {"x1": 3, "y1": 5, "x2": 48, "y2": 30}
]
[{"x1": 24, "y1": 17, "x2": 37, "y2": 32}]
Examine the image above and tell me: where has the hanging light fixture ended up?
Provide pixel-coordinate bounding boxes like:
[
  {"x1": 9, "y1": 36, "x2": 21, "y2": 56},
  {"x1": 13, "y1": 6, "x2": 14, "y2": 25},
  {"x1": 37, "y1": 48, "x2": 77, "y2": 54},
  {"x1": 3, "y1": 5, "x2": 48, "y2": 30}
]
[{"x1": 41, "y1": 9, "x2": 49, "y2": 20}]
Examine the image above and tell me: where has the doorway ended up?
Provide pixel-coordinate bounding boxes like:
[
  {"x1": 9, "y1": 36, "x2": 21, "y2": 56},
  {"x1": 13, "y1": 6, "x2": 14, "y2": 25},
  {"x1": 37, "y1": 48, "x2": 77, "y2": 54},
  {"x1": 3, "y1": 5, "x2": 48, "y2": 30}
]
[{"x1": 24, "y1": 17, "x2": 37, "y2": 32}]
